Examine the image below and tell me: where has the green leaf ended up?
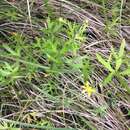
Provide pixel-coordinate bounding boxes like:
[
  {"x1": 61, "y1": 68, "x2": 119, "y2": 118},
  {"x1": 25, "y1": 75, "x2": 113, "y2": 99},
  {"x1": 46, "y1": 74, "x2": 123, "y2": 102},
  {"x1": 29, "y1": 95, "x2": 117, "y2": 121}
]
[
  {"x1": 115, "y1": 58, "x2": 122, "y2": 71},
  {"x1": 120, "y1": 68, "x2": 130, "y2": 76},
  {"x1": 117, "y1": 75, "x2": 130, "y2": 94},
  {"x1": 111, "y1": 46, "x2": 118, "y2": 59},
  {"x1": 82, "y1": 59, "x2": 91, "y2": 81},
  {"x1": 96, "y1": 53, "x2": 114, "y2": 72},
  {"x1": 119, "y1": 39, "x2": 125, "y2": 58},
  {"x1": 115, "y1": 39, "x2": 126, "y2": 71},
  {"x1": 128, "y1": 109, "x2": 130, "y2": 116},
  {"x1": 9, "y1": 128, "x2": 21, "y2": 130},
  {"x1": 107, "y1": 52, "x2": 112, "y2": 62},
  {"x1": 3, "y1": 45, "x2": 20, "y2": 57},
  {"x1": 103, "y1": 72, "x2": 114, "y2": 85}
]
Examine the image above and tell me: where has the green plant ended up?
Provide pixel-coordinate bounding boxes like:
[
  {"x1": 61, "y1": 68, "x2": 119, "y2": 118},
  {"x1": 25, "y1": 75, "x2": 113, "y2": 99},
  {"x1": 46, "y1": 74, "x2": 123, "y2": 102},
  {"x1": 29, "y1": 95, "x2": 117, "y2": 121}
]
[
  {"x1": 91, "y1": 0, "x2": 121, "y2": 37},
  {"x1": 0, "y1": 122, "x2": 20, "y2": 130},
  {"x1": 44, "y1": 0, "x2": 54, "y2": 17},
  {"x1": 0, "y1": 0, "x2": 130, "y2": 129},
  {"x1": 82, "y1": 59, "x2": 92, "y2": 82},
  {"x1": 96, "y1": 39, "x2": 130, "y2": 93},
  {"x1": 0, "y1": 17, "x2": 89, "y2": 88},
  {"x1": 104, "y1": 1, "x2": 121, "y2": 37},
  {"x1": 0, "y1": 62, "x2": 21, "y2": 85},
  {"x1": 37, "y1": 119, "x2": 54, "y2": 128},
  {"x1": 94, "y1": 105, "x2": 108, "y2": 117},
  {"x1": 0, "y1": 120, "x2": 74, "y2": 130},
  {"x1": 33, "y1": 18, "x2": 88, "y2": 74},
  {"x1": 0, "y1": 6, "x2": 22, "y2": 21}
]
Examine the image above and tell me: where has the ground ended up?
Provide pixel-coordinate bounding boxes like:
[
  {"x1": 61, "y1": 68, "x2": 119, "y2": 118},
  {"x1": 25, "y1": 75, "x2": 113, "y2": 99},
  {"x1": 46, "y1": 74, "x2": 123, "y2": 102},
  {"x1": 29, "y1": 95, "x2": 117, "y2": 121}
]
[{"x1": 0, "y1": 0, "x2": 130, "y2": 130}]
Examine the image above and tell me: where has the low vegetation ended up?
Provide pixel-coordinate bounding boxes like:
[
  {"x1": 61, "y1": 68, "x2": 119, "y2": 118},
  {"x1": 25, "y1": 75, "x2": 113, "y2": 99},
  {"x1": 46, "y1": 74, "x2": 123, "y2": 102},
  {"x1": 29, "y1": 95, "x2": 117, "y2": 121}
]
[{"x1": 0, "y1": 0, "x2": 130, "y2": 130}]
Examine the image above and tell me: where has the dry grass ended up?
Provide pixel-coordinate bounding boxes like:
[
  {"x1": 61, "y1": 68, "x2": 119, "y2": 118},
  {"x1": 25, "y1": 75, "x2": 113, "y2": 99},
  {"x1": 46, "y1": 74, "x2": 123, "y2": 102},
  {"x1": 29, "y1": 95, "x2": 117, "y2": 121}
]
[{"x1": 0, "y1": 0, "x2": 130, "y2": 130}]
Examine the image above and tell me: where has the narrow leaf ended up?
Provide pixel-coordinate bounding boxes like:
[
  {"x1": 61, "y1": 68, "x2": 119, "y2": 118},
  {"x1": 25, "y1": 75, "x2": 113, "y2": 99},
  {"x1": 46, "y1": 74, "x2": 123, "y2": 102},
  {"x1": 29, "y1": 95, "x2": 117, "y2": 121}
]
[
  {"x1": 117, "y1": 75, "x2": 130, "y2": 94},
  {"x1": 111, "y1": 47, "x2": 118, "y2": 59},
  {"x1": 120, "y1": 68, "x2": 130, "y2": 76},
  {"x1": 119, "y1": 39, "x2": 125, "y2": 58},
  {"x1": 115, "y1": 39, "x2": 126, "y2": 71},
  {"x1": 115, "y1": 58, "x2": 122, "y2": 71},
  {"x1": 96, "y1": 54, "x2": 114, "y2": 72},
  {"x1": 103, "y1": 72, "x2": 114, "y2": 85}
]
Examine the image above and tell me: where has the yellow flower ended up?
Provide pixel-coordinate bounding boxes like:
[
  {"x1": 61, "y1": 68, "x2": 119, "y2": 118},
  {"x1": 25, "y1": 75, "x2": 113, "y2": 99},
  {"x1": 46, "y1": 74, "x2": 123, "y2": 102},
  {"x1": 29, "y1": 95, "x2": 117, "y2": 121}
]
[{"x1": 82, "y1": 81, "x2": 96, "y2": 97}]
